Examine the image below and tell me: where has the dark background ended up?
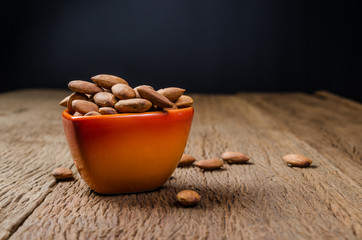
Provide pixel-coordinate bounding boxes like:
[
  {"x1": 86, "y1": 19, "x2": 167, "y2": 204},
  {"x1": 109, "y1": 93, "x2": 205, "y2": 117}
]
[{"x1": 3, "y1": 0, "x2": 361, "y2": 101}]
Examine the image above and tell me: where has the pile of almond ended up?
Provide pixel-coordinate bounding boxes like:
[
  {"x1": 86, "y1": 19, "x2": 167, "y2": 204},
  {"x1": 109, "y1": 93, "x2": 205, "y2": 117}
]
[{"x1": 59, "y1": 74, "x2": 193, "y2": 116}]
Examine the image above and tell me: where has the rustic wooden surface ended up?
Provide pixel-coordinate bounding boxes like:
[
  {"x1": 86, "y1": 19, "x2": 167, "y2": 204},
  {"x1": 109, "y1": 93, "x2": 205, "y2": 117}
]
[{"x1": 0, "y1": 89, "x2": 361, "y2": 240}]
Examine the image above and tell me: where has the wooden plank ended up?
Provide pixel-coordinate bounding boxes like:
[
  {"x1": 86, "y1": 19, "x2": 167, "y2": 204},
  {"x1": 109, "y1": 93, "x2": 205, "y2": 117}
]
[
  {"x1": 9, "y1": 94, "x2": 362, "y2": 239},
  {"x1": 241, "y1": 92, "x2": 362, "y2": 185},
  {"x1": 0, "y1": 89, "x2": 73, "y2": 240}
]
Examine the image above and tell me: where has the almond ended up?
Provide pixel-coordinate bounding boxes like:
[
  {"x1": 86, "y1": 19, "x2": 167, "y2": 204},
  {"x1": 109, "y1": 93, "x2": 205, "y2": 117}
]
[
  {"x1": 51, "y1": 167, "x2": 73, "y2": 180},
  {"x1": 99, "y1": 107, "x2": 118, "y2": 115},
  {"x1": 102, "y1": 88, "x2": 112, "y2": 93},
  {"x1": 93, "y1": 92, "x2": 117, "y2": 107},
  {"x1": 162, "y1": 105, "x2": 178, "y2": 111},
  {"x1": 134, "y1": 88, "x2": 141, "y2": 98},
  {"x1": 91, "y1": 74, "x2": 129, "y2": 89},
  {"x1": 112, "y1": 84, "x2": 136, "y2": 100},
  {"x1": 137, "y1": 86, "x2": 174, "y2": 108},
  {"x1": 158, "y1": 87, "x2": 185, "y2": 102},
  {"x1": 84, "y1": 111, "x2": 101, "y2": 116},
  {"x1": 134, "y1": 85, "x2": 154, "y2": 98},
  {"x1": 221, "y1": 151, "x2": 250, "y2": 164},
  {"x1": 114, "y1": 98, "x2": 152, "y2": 113},
  {"x1": 68, "y1": 80, "x2": 103, "y2": 95},
  {"x1": 283, "y1": 154, "x2": 313, "y2": 167},
  {"x1": 176, "y1": 190, "x2": 201, "y2": 207},
  {"x1": 67, "y1": 92, "x2": 88, "y2": 115},
  {"x1": 72, "y1": 100, "x2": 99, "y2": 114},
  {"x1": 73, "y1": 112, "x2": 83, "y2": 116},
  {"x1": 59, "y1": 95, "x2": 70, "y2": 107},
  {"x1": 135, "y1": 85, "x2": 154, "y2": 90},
  {"x1": 178, "y1": 154, "x2": 196, "y2": 167},
  {"x1": 175, "y1": 95, "x2": 193, "y2": 108},
  {"x1": 195, "y1": 158, "x2": 223, "y2": 170},
  {"x1": 87, "y1": 94, "x2": 94, "y2": 102},
  {"x1": 153, "y1": 104, "x2": 178, "y2": 111}
]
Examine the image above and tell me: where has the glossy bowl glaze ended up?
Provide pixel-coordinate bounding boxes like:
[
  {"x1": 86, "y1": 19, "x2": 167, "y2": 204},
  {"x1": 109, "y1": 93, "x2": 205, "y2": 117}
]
[{"x1": 62, "y1": 107, "x2": 193, "y2": 194}]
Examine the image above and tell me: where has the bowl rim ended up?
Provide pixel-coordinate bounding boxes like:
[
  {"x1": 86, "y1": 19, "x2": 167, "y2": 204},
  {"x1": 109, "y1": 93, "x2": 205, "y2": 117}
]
[{"x1": 62, "y1": 107, "x2": 194, "y2": 121}]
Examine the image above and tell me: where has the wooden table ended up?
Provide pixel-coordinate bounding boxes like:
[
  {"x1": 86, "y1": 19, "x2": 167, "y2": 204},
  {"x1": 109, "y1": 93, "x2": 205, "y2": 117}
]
[{"x1": 0, "y1": 89, "x2": 361, "y2": 240}]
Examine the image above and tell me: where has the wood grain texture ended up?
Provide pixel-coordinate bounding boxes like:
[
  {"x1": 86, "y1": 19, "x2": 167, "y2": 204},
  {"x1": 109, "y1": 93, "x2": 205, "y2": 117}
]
[
  {"x1": 315, "y1": 90, "x2": 362, "y2": 112},
  {"x1": 2, "y1": 91, "x2": 360, "y2": 240},
  {"x1": 241, "y1": 92, "x2": 362, "y2": 185},
  {"x1": 0, "y1": 90, "x2": 73, "y2": 240}
]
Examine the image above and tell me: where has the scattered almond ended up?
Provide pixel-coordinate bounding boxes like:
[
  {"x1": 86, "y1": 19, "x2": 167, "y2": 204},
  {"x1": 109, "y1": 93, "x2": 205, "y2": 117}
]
[
  {"x1": 93, "y1": 92, "x2": 117, "y2": 107},
  {"x1": 158, "y1": 87, "x2": 185, "y2": 102},
  {"x1": 114, "y1": 98, "x2": 152, "y2": 113},
  {"x1": 99, "y1": 107, "x2": 118, "y2": 115},
  {"x1": 72, "y1": 100, "x2": 99, "y2": 114},
  {"x1": 195, "y1": 158, "x2": 224, "y2": 170},
  {"x1": 51, "y1": 167, "x2": 73, "y2": 180},
  {"x1": 178, "y1": 154, "x2": 196, "y2": 167},
  {"x1": 91, "y1": 74, "x2": 129, "y2": 89},
  {"x1": 222, "y1": 151, "x2": 250, "y2": 164},
  {"x1": 175, "y1": 95, "x2": 193, "y2": 108},
  {"x1": 176, "y1": 190, "x2": 201, "y2": 207},
  {"x1": 283, "y1": 154, "x2": 313, "y2": 167},
  {"x1": 136, "y1": 86, "x2": 174, "y2": 108},
  {"x1": 68, "y1": 80, "x2": 103, "y2": 95},
  {"x1": 112, "y1": 84, "x2": 136, "y2": 100}
]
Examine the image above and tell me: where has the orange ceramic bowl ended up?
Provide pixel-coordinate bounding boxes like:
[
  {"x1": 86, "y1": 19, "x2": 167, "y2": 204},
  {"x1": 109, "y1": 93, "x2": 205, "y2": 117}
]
[{"x1": 62, "y1": 107, "x2": 193, "y2": 194}]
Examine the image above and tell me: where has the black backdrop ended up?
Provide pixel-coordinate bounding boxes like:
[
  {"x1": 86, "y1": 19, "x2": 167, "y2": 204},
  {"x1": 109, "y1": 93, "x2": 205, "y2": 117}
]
[{"x1": 3, "y1": 0, "x2": 361, "y2": 101}]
